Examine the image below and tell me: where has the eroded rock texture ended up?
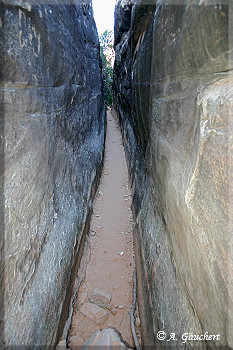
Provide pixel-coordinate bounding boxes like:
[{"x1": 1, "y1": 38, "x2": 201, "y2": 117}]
[
  {"x1": 114, "y1": 1, "x2": 233, "y2": 348},
  {"x1": 1, "y1": 1, "x2": 105, "y2": 347}
]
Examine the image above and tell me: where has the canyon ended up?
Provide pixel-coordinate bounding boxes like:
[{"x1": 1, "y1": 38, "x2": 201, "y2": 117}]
[{"x1": 1, "y1": 0, "x2": 232, "y2": 349}]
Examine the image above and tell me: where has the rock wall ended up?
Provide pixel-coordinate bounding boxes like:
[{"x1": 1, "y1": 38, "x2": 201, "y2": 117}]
[
  {"x1": 0, "y1": 1, "x2": 105, "y2": 347},
  {"x1": 114, "y1": 1, "x2": 233, "y2": 348}
]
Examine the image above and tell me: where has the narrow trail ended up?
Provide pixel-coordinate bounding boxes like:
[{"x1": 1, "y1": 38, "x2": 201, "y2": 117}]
[{"x1": 68, "y1": 109, "x2": 136, "y2": 347}]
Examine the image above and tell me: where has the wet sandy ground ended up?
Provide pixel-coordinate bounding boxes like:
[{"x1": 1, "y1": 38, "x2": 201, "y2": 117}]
[{"x1": 68, "y1": 109, "x2": 135, "y2": 347}]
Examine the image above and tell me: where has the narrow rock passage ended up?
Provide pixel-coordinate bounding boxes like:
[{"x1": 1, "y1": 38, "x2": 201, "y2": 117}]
[{"x1": 68, "y1": 109, "x2": 135, "y2": 348}]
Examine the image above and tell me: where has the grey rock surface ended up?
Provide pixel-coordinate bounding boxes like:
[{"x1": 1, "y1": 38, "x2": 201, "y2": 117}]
[
  {"x1": 82, "y1": 328, "x2": 128, "y2": 349},
  {"x1": 1, "y1": 1, "x2": 105, "y2": 348},
  {"x1": 114, "y1": 1, "x2": 233, "y2": 349}
]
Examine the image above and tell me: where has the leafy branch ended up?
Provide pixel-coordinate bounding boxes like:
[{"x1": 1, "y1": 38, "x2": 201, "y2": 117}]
[{"x1": 100, "y1": 30, "x2": 114, "y2": 107}]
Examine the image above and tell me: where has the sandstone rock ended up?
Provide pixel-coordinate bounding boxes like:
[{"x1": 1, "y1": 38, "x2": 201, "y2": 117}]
[
  {"x1": 79, "y1": 302, "x2": 109, "y2": 325},
  {"x1": 82, "y1": 328, "x2": 128, "y2": 349},
  {"x1": 77, "y1": 290, "x2": 88, "y2": 308},
  {"x1": 56, "y1": 339, "x2": 67, "y2": 350},
  {"x1": 1, "y1": 2, "x2": 105, "y2": 348},
  {"x1": 111, "y1": 308, "x2": 117, "y2": 315},
  {"x1": 88, "y1": 288, "x2": 112, "y2": 309},
  {"x1": 114, "y1": 0, "x2": 232, "y2": 348},
  {"x1": 69, "y1": 334, "x2": 84, "y2": 347}
]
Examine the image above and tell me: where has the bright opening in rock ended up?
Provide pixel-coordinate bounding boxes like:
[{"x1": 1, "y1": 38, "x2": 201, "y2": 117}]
[{"x1": 92, "y1": 0, "x2": 115, "y2": 107}]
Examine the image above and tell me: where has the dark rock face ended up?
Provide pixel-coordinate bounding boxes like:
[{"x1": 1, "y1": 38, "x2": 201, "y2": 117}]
[
  {"x1": 114, "y1": 1, "x2": 233, "y2": 348},
  {"x1": 1, "y1": 1, "x2": 105, "y2": 347}
]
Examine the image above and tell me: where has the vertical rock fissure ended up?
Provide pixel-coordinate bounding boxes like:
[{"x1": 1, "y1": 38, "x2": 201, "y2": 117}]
[
  {"x1": 1, "y1": 1, "x2": 233, "y2": 349},
  {"x1": 113, "y1": 1, "x2": 233, "y2": 349},
  {"x1": 59, "y1": 109, "x2": 138, "y2": 348}
]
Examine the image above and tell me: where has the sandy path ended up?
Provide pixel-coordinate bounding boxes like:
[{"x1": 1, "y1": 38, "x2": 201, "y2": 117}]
[{"x1": 68, "y1": 109, "x2": 135, "y2": 347}]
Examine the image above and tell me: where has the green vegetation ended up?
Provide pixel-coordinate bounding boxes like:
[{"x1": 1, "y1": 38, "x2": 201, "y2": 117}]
[{"x1": 100, "y1": 30, "x2": 114, "y2": 107}]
